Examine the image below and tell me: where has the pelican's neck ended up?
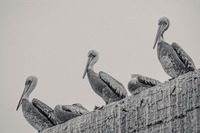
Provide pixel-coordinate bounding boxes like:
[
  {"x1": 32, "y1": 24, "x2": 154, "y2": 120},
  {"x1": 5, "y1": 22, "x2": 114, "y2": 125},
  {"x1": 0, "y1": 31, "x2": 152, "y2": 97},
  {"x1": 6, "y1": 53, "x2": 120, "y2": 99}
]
[
  {"x1": 24, "y1": 79, "x2": 37, "y2": 101},
  {"x1": 23, "y1": 94, "x2": 29, "y2": 101},
  {"x1": 88, "y1": 56, "x2": 99, "y2": 71},
  {"x1": 158, "y1": 35, "x2": 164, "y2": 44},
  {"x1": 158, "y1": 22, "x2": 169, "y2": 43}
]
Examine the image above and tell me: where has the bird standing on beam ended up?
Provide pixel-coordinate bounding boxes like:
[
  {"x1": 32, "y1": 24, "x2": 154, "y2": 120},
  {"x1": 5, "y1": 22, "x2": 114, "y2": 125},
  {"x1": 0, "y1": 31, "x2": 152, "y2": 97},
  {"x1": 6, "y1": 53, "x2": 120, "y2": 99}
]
[
  {"x1": 83, "y1": 50, "x2": 128, "y2": 105},
  {"x1": 16, "y1": 76, "x2": 57, "y2": 132},
  {"x1": 153, "y1": 17, "x2": 196, "y2": 78}
]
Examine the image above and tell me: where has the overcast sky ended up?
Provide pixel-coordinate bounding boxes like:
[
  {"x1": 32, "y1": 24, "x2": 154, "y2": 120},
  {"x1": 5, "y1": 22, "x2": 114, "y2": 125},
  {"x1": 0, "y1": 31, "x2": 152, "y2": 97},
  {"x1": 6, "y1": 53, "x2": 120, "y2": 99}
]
[{"x1": 0, "y1": 0, "x2": 200, "y2": 132}]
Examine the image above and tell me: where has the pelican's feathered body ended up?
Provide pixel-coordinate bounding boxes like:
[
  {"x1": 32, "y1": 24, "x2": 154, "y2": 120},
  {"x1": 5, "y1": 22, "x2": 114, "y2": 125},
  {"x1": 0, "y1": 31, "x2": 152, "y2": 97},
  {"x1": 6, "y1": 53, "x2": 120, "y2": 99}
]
[
  {"x1": 128, "y1": 74, "x2": 161, "y2": 95},
  {"x1": 83, "y1": 50, "x2": 128, "y2": 104},
  {"x1": 54, "y1": 103, "x2": 89, "y2": 124},
  {"x1": 32, "y1": 98, "x2": 57, "y2": 125},
  {"x1": 16, "y1": 76, "x2": 57, "y2": 132},
  {"x1": 153, "y1": 17, "x2": 196, "y2": 78}
]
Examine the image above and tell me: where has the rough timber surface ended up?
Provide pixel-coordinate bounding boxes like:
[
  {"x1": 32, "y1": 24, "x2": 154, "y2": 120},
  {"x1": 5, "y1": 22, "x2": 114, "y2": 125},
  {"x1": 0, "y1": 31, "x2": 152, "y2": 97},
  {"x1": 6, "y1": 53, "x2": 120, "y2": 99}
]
[{"x1": 42, "y1": 69, "x2": 200, "y2": 133}]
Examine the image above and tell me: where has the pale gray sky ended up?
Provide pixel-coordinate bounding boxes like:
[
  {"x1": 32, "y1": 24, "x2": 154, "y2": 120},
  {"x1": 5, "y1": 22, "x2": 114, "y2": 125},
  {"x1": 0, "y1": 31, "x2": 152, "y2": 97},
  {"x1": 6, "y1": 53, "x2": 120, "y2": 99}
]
[{"x1": 0, "y1": 0, "x2": 200, "y2": 132}]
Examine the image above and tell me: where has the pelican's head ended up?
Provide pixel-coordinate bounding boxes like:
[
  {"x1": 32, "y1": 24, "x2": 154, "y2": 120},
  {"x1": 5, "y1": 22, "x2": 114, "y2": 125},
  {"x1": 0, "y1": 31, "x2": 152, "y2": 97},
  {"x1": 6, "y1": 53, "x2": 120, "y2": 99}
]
[
  {"x1": 128, "y1": 74, "x2": 141, "y2": 94},
  {"x1": 16, "y1": 76, "x2": 38, "y2": 111},
  {"x1": 153, "y1": 17, "x2": 170, "y2": 49},
  {"x1": 130, "y1": 74, "x2": 141, "y2": 84},
  {"x1": 83, "y1": 49, "x2": 99, "y2": 79},
  {"x1": 131, "y1": 74, "x2": 141, "y2": 78}
]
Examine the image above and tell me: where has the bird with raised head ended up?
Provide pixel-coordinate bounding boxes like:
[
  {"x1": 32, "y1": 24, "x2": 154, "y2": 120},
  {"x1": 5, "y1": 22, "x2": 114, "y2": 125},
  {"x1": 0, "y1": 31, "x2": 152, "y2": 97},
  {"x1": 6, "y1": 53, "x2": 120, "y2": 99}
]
[
  {"x1": 83, "y1": 50, "x2": 128, "y2": 105},
  {"x1": 153, "y1": 17, "x2": 196, "y2": 79},
  {"x1": 16, "y1": 76, "x2": 57, "y2": 132}
]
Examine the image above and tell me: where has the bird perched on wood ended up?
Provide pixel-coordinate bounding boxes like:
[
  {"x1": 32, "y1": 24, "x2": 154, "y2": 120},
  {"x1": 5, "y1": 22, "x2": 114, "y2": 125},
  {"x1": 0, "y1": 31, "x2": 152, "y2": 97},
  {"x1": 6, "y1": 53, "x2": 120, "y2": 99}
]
[
  {"x1": 54, "y1": 103, "x2": 89, "y2": 124},
  {"x1": 153, "y1": 17, "x2": 196, "y2": 78},
  {"x1": 16, "y1": 76, "x2": 57, "y2": 132},
  {"x1": 83, "y1": 49, "x2": 128, "y2": 105},
  {"x1": 128, "y1": 74, "x2": 161, "y2": 95}
]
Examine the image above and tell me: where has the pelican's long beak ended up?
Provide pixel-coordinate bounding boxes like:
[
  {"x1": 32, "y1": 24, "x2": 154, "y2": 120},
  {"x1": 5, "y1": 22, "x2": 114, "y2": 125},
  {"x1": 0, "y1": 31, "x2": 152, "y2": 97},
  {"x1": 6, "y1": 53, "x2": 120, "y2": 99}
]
[
  {"x1": 83, "y1": 56, "x2": 92, "y2": 79},
  {"x1": 153, "y1": 24, "x2": 163, "y2": 49},
  {"x1": 16, "y1": 84, "x2": 29, "y2": 111}
]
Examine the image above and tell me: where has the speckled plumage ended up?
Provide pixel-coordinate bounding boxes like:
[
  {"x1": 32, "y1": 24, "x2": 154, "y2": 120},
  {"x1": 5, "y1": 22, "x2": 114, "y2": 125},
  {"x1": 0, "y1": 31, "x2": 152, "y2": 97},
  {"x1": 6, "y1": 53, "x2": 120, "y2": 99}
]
[
  {"x1": 16, "y1": 76, "x2": 57, "y2": 132},
  {"x1": 128, "y1": 74, "x2": 161, "y2": 95},
  {"x1": 171, "y1": 42, "x2": 196, "y2": 72},
  {"x1": 32, "y1": 98, "x2": 58, "y2": 125},
  {"x1": 83, "y1": 50, "x2": 128, "y2": 105},
  {"x1": 154, "y1": 17, "x2": 196, "y2": 78},
  {"x1": 157, "y1": 41, "x2": 186, "y2": 78},
  {"x1": 22, "y1": 99, "x2": 54, "y2": 132},
  {"x1": 87, "y1": 70, "x2": 127, "y2": 104},
  {"x1": 100, "y1": 71, "x2": 127, "y2": 98},
  {"x1": 54, "y1": 103, "x2": 89, "y2": 124}
]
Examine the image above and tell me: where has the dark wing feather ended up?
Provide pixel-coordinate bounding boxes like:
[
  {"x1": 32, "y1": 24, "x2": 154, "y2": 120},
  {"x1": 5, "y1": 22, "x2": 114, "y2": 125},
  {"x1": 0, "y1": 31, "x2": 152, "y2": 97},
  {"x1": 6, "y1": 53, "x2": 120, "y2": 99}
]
[
  {"x1": 32, "y1": 98, "x2": 57, "y2": 125},
  {"x1": 138, "y1": 75, "x2": 161, "y2": 86},
  {"x1": 99, "y1": 71, "x2": 128, "y2": 98},
  {"x1": 62, "y1": 104, "x2": 89, "y2": 115},
  {"x1": 172, "y1": 42, "x2": 196, "y2": 71},
  {"x1": 54, "y1": 105, "x2": 79, "y2": 124}
]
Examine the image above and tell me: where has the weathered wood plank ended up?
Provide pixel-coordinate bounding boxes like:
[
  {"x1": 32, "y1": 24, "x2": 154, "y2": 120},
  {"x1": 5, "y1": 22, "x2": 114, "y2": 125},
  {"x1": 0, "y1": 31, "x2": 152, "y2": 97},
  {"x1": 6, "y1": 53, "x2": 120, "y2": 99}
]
[{"x1": 42, "y1": 69, "x2": 200, "y2": 133}]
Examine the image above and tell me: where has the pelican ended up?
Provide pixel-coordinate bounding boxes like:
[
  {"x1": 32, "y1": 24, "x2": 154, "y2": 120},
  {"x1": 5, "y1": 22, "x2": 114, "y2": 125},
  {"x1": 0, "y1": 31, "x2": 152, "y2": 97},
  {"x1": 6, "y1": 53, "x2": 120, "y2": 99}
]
[
  {"x1": 16, "y1": 76, "x2": 57, "y2": 132},
  {"x1": 128, "y1": 74, "x2": 161, "y2": 95},
  {"x1": 54, "y1": 103, "x2": 89, "y2": 124},
  {"x1": 83, "y1": 50, "x2": 128, "y2": 105},
  {"x1": 153, "y1": 17, "x2": 196, "y2": 78}
]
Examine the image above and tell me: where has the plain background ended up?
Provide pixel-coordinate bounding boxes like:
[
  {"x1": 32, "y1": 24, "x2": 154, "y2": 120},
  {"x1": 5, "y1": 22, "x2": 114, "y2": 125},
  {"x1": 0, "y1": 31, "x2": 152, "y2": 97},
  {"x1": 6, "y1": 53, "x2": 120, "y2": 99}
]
[{"x1": 0, "y1": 0, "x2": 200, "y2": 132}]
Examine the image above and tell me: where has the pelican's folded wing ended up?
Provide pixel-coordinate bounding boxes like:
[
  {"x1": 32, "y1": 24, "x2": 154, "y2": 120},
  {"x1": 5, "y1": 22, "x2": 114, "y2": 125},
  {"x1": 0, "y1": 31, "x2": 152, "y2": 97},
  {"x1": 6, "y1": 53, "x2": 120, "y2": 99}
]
[
  {"x1": 62, "y1": 104, "x2": 89, "y2": 115},
  {"x1": 172, "y1": 42, "x2": 196, "y2": 71},
  {"x1": 138, "y1": 75, "x2": 161, "y2": 86},
  {"x1": 99, "y1": 71, "x2": 128, "y2": 98},
  {"x1": 32, "y1": 98, "x2": 57, "y2": 125},
  {"x1": 54, "y1": 105, "x2": 79, "y2": 124}
]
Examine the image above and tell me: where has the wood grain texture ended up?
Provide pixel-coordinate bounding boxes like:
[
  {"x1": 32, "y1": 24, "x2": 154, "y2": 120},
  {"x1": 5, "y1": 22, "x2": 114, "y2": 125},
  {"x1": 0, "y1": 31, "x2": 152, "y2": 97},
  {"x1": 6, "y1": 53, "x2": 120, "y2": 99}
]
[{"x1": 42, "y1": 69, "x2": 200, "y2": 133}]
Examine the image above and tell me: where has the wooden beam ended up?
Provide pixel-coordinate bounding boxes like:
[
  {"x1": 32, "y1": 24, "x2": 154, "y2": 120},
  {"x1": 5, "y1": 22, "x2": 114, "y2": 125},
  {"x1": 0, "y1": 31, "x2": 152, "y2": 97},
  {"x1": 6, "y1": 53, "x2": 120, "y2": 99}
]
[{"x1": 42, "y1": 69, "x2": 200, "y2": 133}]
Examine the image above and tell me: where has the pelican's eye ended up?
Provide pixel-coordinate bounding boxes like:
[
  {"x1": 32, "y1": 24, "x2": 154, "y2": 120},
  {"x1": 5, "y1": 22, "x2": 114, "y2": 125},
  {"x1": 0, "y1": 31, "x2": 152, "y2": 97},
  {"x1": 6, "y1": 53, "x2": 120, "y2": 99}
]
[
  {"x1": 89, "y1": 53, "x2": 95, "y2": 57},
  {"x1": 25, "y1": 80, "x2": 31, "y2": 85},
  {"x1": 92, "y1": 53, "x2": 96, "y2": 57}
]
